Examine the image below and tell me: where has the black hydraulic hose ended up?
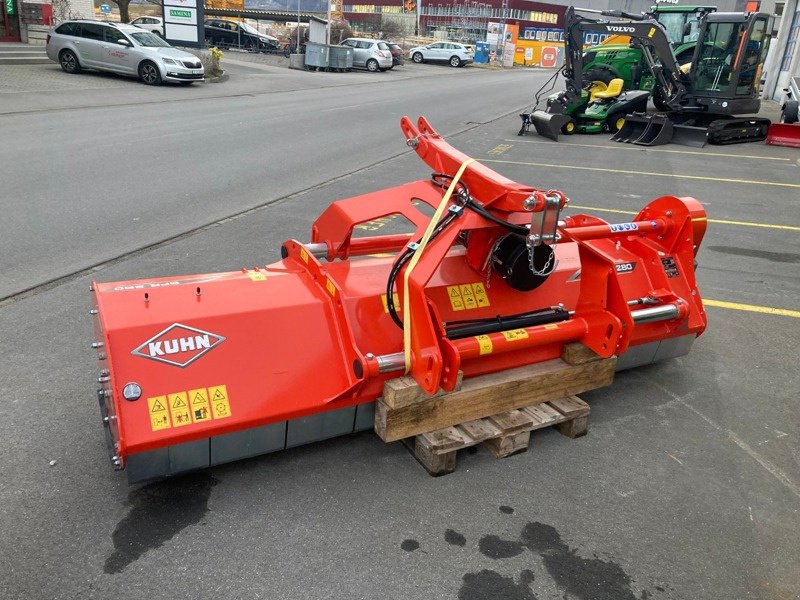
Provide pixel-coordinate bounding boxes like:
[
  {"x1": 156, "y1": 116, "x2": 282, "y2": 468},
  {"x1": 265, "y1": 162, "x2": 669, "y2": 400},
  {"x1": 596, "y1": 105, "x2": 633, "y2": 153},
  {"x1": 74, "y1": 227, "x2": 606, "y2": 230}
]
[
  {"x1": 385, "y1": 209, "x2": 461, "y2": 328},
  {"x1": 431, "y1": 172, "x2": 528, "y2": 235},
  {"x1": 445, "y1": 307, "x2": 570, "y2": 339}
]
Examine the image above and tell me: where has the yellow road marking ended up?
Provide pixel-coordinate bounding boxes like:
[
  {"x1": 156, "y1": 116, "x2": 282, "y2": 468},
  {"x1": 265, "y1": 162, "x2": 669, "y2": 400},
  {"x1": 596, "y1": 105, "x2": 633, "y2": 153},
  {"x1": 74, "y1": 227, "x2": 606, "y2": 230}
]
[
  {"x1": 506, "y1": 139, "x2": 792, "y2": 161},
  {"x1": 482, "y1": 158, "x2": 800, "y2": 189},
  {"x1": 704, "y1": 299, "x2": 800, "y2": 318},
  {"x1": 568, "y1": 205, "x2": 800, "y2": 232}
]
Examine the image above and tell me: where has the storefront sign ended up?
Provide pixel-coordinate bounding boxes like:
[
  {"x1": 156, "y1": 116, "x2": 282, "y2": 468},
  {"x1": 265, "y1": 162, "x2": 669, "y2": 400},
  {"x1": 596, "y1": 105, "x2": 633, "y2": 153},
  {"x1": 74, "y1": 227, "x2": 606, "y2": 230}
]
[{"x1": 163, "y1": 0, "x2": 203, "y2": 46}]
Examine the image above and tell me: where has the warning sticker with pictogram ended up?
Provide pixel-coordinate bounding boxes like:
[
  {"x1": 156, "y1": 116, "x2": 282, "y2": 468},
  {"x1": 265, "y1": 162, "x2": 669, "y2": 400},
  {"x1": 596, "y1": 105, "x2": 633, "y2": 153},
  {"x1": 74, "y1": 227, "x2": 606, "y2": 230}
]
[
  {"x1": 246, "y1": 270, "x2": 266, "y2": 282},
  {"x1": 447, "y1": 285, "x2": 466, "y2": 311},
  {"x1": 148, "y1": 396, "x2": 171, "y2": 431},
  {"x1": 501, "y1": 328, "x2": 529, "y2": 342},
  {"x1": 472, "y1": 282, "x2": 491, "y2": 307},
  {"x1": 208, "y1": 385, "x2": 232, "y2": 419},
  {"x1": 460, "y1": 284, "x2": 478, "y2": 310},
  {"x1": 168, "y1": 391, "x2": 192, "y2": 427},
  {"x1": 188, "y1": 388, "x2": 212, "y2": 423},
  {"x1": 476, "y1": 334, "x2": 493, "y2": 355}
]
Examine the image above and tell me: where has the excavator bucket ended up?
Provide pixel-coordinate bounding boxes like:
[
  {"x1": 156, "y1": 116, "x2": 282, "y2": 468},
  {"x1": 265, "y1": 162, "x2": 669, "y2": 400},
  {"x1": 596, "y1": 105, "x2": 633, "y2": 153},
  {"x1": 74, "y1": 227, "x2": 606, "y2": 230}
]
[
  {"x1": 765, "y1": 123, "x2": 800, "y2": 147},
  {"x1": 610, "y1": 112, "x2": 652, "y2": 143},
  {"x1": 670, "y1": 124, "x2": 708, "y2": 148},
  {"x1": 632, "y1": 114, "x2": 674, "y2": 146},
  {"x1": 91, "y1": 116, "x2": 708, "y2": 483},
  {"x1": 530, "y1": 110, "x2": 572, "y2": 141}
]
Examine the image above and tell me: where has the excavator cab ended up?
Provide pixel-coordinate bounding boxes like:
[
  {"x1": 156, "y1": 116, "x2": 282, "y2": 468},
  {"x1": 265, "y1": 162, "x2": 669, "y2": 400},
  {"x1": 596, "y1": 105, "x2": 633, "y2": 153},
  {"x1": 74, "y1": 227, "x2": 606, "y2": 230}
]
[{"x1": 687, "y1": 12, "x2": 772, "y2": 114}]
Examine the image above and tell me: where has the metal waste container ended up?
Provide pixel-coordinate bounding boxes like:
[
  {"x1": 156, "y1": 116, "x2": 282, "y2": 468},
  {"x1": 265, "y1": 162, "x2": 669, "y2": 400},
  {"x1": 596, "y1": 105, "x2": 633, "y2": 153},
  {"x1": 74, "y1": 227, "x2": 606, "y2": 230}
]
[
  {"x1": 329, "y1": 46, "x2": 354, "y2": 70},
  {"x1": 304, "y1": 43, "x2": 330, "y2": 70}
]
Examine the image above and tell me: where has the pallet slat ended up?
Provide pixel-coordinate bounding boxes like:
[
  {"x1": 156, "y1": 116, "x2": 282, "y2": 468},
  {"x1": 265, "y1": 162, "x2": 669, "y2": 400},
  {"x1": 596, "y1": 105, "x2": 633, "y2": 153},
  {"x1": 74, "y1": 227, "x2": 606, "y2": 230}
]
[
  {"x1": 375, "y1": 356, "x2": 614, "y2": 442},
  {"x1": 401, "y1": 396, "x2": 592, "y2": 473}
]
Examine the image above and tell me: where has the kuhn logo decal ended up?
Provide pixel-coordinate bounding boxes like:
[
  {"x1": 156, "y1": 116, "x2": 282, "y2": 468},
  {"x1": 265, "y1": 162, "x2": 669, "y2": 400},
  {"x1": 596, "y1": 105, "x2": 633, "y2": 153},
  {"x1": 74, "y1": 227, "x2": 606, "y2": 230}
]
[
  {"x1": 606, "y1": 26, "x2": 636, "y2": 33},
  {"x1": 131, "y1": 323, "x2": 225, "y2": 368}
]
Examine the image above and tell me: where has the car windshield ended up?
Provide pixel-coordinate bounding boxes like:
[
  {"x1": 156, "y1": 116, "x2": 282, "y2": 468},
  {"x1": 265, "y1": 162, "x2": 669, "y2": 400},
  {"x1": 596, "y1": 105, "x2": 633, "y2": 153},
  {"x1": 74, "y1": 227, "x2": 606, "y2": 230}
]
[
  {"x1": 131, "y1": 31, "x2": 171, "y2": 47},
  {"x1": 240, "y1": 22, "x2": 260, "y2": 36}
]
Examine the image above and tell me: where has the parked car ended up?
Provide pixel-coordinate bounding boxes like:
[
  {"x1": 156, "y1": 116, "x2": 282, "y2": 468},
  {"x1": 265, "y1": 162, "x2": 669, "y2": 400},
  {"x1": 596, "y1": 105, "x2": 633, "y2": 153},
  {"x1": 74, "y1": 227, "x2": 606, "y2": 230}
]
[
  {"x1": 409, "y1": 42, "x2": 474, "y2": 67},
  {"x1": 46, "y1": 20, "x2": 204, "y2": 85},
  {"x1": 204, "y1": 19, "x2": 279, "y2": 53},
  {"x1": 387, "y1": 42, "x2": 404, "y2": 66},
  {"x1": 129, "y1": 16, "x2": 163, "y2": 38},
  {"x1": 339, "y1": 38, "x2": 393, "y2": 72}
]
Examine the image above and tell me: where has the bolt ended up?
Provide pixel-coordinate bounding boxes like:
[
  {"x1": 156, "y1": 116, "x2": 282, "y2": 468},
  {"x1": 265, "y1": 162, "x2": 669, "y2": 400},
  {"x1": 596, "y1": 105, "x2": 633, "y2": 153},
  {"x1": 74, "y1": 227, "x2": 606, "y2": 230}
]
[
  {"x1": 103, "y1": 416, "x2": 110, "y2": 424},
  {"x1": 99, "y1": 369, "x2": 109, "y2": 377},
  {"x1": 97, "y1": 352, "x2": 106, "y2": 360},
  {"x1": 97, "y1": 376, "x2": 110, "y2": 383},
  {"x1": 89, "y1": 309, "x2": 98, "y2": 315},
  {"x1": 365, "y1": 353, "x2": 375, "y2": 360},
  {"x1": 91, "y1": 342, "x2": 104, "y2": 349}
]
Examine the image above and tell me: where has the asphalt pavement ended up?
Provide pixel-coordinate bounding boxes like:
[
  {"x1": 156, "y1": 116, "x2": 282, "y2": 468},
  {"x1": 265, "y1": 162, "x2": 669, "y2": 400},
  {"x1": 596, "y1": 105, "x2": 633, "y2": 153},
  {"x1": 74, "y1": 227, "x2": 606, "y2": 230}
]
[{"x1": 0, "y1": 58, "x2": 798, "y2": 600}]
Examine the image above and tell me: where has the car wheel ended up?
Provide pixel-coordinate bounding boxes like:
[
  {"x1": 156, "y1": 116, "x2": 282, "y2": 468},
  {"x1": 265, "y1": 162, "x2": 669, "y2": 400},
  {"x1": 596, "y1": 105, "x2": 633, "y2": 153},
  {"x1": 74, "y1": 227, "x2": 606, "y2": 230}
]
[
  {"x1": 366, "y1": 59, "x2": 379, "y2": 72},
  {"x1": 59, "y1": 49, "x2": 81, "y2": 74},
  {"x1": 412, "y1": 52, "x2": 423, "y2": 64},
  {"x1": 138, "y1": 61, "x2": 162, "y2": 86},
  {"x1": 244, "y1": 39, "x2": 255, "y2": 52},
  {"x1": 450, "y1": 56, "x2": 461, "y2": 67}
]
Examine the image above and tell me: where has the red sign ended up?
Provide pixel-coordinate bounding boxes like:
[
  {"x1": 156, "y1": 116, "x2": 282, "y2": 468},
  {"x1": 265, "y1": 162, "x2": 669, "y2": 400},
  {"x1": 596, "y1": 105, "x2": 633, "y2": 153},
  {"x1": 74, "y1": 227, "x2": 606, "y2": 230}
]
[{"x1": 541, "y1": 46, "x2": 557, "y2": 68}]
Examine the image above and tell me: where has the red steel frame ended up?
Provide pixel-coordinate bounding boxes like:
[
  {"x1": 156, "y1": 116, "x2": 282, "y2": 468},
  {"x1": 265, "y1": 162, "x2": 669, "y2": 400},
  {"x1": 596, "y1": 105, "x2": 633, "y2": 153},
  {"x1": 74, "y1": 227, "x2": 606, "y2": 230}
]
[{"x1": 92, "y1": 116, "x2": 708, "y2": 469}]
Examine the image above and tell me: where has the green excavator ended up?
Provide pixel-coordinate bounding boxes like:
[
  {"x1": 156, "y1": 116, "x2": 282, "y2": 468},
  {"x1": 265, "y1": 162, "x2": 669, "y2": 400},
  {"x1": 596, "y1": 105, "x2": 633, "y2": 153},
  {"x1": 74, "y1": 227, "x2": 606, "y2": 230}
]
[{"x1": 519, "y1": 6, "x2": 773, "y2": 146}]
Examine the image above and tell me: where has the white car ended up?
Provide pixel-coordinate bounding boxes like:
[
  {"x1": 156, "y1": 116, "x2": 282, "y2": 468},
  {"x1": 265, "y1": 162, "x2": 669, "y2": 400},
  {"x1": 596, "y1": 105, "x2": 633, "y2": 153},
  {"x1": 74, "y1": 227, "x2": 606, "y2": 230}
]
[
  {"x1": 46, "y1": 20, "x2": 203, "y2": 85},
  {"x1": 339, "y1": 38, "x2": 393, "y2": 72},
  {"x1": 130, "y1": 16, "x2": 164, "y2": 38},
  {"x1": 409, "y1": 42, "x2": 474, "y2": 67}
]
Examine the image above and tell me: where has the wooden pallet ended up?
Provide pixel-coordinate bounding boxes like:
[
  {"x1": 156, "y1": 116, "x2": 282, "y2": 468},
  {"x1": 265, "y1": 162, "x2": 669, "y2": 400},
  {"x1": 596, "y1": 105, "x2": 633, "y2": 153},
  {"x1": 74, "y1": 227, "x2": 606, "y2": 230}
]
[
  {"x1": 375, "y1": 344, "x2": 614, "y2": 443},
  {"x1": 401, "y1": 396, "x2": 590, "y2": 476}
]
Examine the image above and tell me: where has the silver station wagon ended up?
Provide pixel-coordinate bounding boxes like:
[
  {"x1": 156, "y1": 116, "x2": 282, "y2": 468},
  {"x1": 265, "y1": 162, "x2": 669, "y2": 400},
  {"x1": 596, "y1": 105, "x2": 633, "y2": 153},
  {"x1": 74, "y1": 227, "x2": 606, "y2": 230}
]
[{"x1": 46, "y1": 20, "x2": 204, "y2": 85}]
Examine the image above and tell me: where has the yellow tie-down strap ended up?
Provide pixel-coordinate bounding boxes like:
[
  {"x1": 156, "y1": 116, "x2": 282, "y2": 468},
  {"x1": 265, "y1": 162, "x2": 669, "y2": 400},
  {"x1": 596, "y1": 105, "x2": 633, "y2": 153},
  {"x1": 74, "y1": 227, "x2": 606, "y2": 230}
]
[{"x1": 403, "y1": 158, "x2": 475, "y2": 373}]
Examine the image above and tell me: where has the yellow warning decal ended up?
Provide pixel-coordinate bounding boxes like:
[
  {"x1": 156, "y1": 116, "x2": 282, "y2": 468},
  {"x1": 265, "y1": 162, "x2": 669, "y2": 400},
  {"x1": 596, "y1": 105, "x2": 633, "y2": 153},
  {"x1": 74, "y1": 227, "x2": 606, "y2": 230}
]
[
  {"x1": 448, "y1": 285, "x2": 466, "y2": 311},
  {"x1": 381, "y1": 292, "x2": 401, "y2": 313},
  {"x1": 188, "y1": 388, "x2": 212, "y2": 424},
  {"x1": 168, "y1": 391, "x2": 192, "y2": 428},
  {"x1": 148, "y1": 396, "x2": 171, "y2": 431},
  {"x1": 209, "y1": 385, "x2": 232, "y2": 419},
  {"x1": 326, "y1": 277, "x2": 336, "y2": 297},
  {"x1": 501, "y1": 329, "x2": 529, "y2": 342},
  {"x1": 246, "y1": 270, "x2": 266, "y2": 282},
  {"x1": 476, "y1": 334, "x2": 493, "y2": 355},
  {"x1": 472, "y1": 282, "x2": 491, "y2": 307},
  {"x1": 648, "y1": 27, "x2": 655, "y2": 38},
  {"x1": 544, "y1": 323, "x2": 559, "y2": 330},
  {"x1": 147, "y1": 386, "x2": 232, "y2": 430},
  {"x1": 448, "y1": 282, "x2": 490, "y2": 312},
  {"x1": 460, "y1": 284, "x2": 478, "y2": 310}
]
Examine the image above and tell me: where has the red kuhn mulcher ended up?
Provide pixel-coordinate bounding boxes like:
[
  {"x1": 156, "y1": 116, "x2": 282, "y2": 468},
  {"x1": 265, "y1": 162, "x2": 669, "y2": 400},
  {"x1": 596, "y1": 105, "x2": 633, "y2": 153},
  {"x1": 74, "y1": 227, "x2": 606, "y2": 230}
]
[{"x1": 91, "y1": 117, "x2": 707, "y2": 483}]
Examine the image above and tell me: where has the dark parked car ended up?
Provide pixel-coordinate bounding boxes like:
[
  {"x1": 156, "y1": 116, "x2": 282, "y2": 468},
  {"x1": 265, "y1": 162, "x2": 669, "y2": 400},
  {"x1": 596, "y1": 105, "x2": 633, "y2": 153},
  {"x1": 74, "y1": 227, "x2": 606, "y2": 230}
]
[
  {"x1": 387, "y1": 42, "x2": 404, "y2": 66},
  {"x1": 204, "y1": 19, "x2": 280, "y2": 53}
]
